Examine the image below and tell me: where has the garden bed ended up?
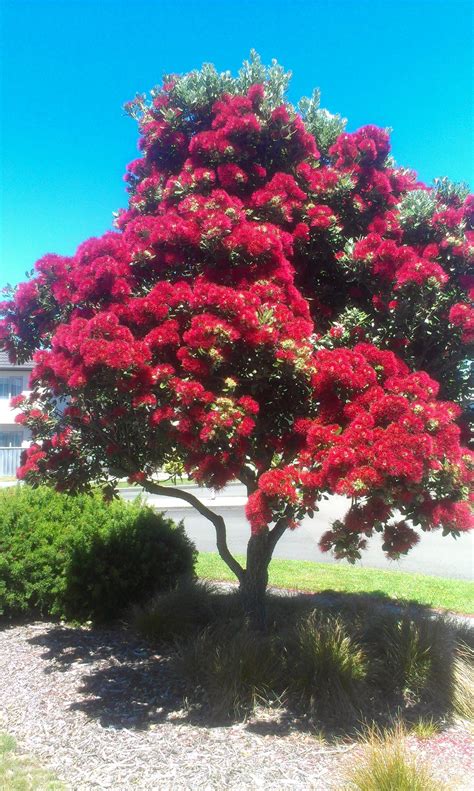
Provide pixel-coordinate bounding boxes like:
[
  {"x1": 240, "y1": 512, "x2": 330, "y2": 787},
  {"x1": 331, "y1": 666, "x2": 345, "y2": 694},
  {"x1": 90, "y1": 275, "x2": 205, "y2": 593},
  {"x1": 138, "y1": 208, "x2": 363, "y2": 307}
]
[
  {"x1": 0, "y1": 611, "x2": 472, "y2": 789},
  {"x1": 0, "y1": 621, "x2": 351, "y2": 790}
]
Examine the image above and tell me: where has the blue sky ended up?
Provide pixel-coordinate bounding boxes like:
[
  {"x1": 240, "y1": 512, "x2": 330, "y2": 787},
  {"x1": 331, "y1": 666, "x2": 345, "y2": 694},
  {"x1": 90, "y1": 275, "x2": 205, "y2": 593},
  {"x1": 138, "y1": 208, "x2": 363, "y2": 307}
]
[{"x1": 1, "y1": 0, "x2": 473, "y2": 288}]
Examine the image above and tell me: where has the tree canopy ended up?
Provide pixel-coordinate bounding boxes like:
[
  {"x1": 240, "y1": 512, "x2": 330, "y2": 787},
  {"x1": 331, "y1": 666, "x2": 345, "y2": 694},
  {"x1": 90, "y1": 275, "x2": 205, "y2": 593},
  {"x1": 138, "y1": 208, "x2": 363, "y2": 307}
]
[{"x1": 1, "y1": 55, "x2": 472, "y2": 591}]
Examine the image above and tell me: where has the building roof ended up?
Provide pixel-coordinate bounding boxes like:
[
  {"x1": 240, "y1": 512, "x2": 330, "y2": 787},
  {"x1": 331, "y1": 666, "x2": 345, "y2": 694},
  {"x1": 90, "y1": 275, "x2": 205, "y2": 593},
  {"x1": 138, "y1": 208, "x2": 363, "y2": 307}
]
[{"x1": 0, "y1": 349, "x2": 34, "y2": 370}]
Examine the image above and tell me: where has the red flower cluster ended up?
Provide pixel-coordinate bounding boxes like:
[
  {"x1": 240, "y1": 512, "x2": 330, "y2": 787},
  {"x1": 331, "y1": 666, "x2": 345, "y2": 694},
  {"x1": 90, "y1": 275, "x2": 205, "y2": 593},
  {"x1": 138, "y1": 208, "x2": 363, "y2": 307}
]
[
  {"x1": 449, "y1": 303, "x2": 474, "y2": 343},
  {"x1": 246, "y1": 343, "x2": 473, "y2": 548},
  {"x1": 329, "y1": 126, "x2": 391, "y2": 169},
  {"x1": 351, "y1": 235, "x2": 449, "y2": 289}
]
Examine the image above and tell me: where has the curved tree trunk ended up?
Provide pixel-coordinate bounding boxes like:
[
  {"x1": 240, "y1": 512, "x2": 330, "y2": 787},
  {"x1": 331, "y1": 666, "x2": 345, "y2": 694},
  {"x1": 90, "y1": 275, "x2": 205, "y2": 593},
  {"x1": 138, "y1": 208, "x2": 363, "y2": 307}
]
[{"x1": 239, "y1": 516, "x2": 290, "y2": 630}]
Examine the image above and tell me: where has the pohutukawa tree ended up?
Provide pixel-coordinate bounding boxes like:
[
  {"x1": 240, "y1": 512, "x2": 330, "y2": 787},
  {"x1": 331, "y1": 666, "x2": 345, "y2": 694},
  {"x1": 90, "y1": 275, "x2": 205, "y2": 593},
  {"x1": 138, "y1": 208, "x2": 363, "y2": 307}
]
[{"x1": 1, "y1": 54, "x2": 473, "y2": 626}]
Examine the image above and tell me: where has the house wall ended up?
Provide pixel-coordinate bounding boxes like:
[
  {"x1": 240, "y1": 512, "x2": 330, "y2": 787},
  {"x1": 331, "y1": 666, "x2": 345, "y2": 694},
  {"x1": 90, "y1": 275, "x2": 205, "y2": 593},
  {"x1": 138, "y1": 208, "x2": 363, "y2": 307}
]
[
  {"x1": 0, "y1": 369, "x2": 31, "y2": 431},
  {"x1": 0, "y1": 367, "x2": 32, "y2": 476}
]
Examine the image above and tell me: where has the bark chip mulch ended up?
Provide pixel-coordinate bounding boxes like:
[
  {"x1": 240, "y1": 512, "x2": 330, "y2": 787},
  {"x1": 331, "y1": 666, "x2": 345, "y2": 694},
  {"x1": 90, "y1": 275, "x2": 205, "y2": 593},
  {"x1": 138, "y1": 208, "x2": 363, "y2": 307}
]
[{"x1": 0, "y1": 621, "x2": 472, "y2": 790}]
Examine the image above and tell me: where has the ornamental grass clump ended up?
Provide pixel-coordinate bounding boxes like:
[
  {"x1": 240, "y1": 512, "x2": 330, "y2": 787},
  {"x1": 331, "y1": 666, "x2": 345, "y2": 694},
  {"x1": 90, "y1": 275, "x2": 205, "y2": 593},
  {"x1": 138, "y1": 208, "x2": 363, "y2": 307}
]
[
  {"x1": 362, "y1": 613, "x2": 455, "y2": 706},
  {"x1": 170, "y1": 590, "x2": 472, "y2": 723},
  {"x1": 343, "y1": 723, "x2": 447, "y2": 791},
  {"x1": 176, "y1": 621, "x2": 285, "y2": 719},
  {"x1": 452, "y1": 642, "x2": 474, "y2": 721},
  {"x1": 410, "y1": 717, "x2": 441, "y2": 739},
  {"x1": 287, "y1": 611, "x2": 367, "y2": 716}
]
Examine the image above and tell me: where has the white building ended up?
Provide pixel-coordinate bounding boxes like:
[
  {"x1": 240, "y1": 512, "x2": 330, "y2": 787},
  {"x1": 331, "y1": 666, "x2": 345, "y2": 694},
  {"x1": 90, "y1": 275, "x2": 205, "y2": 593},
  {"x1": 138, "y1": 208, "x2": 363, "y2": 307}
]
[{"x1": 0, "y1": 350, "x2": 33, "y2": 476}]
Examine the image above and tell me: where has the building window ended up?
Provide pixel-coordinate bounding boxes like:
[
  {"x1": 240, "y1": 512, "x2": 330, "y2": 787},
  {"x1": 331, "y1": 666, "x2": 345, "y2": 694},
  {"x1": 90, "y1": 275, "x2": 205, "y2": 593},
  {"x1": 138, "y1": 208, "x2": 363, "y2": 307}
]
[
  {"x1": 0, "y1": 376, "x2": 24, "y2": 398},
  {"x1": 0, "y1": 430, "x2": 23, "y2": 447}
]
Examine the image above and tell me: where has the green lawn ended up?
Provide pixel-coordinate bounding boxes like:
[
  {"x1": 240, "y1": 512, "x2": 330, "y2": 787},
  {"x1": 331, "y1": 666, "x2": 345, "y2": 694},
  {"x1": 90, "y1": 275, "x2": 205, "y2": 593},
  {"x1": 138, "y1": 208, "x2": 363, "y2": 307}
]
[
  {"x1": 196, "y1": 553, "x2": 474, "y2": 615},
  {"x1": 0, "y1": 733, "x2": 64, "y2": 790}
]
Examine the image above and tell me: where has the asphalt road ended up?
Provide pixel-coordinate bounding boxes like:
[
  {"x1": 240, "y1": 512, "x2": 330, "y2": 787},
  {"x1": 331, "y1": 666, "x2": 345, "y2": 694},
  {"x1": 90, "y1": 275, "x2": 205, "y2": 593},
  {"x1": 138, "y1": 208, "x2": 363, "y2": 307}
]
[{"x1": 121, "y1": 484, "x2": 474, "y2": 581}]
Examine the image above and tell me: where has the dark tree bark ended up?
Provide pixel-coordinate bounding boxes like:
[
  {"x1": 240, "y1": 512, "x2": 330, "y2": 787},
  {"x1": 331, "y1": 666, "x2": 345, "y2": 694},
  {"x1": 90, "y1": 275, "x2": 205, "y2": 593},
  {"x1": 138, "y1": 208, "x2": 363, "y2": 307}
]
[
  {"x1": 239, "y1": 515, "x2": 290, "y2": 629},
  {"x1": 239, "y1": 530, "x2": 271, "y2": 630}
]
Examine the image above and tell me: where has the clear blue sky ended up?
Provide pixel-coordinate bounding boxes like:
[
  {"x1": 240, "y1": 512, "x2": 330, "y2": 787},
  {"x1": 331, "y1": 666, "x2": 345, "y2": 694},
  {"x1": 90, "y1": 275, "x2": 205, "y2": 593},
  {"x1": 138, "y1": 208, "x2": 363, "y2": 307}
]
[{"x1": 1, "y1": 0, "x2": 473, "y2": 288}]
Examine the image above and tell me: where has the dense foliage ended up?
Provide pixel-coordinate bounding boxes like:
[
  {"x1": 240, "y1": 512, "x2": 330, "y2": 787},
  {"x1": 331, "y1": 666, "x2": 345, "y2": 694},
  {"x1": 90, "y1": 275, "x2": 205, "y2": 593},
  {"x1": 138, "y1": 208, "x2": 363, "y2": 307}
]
[
  {"x1": 0, "y1": 54, "x2": 472, "y2": 570},
  {"x1": 0, "y1": 486, "x2": 196, "y2": 621}
]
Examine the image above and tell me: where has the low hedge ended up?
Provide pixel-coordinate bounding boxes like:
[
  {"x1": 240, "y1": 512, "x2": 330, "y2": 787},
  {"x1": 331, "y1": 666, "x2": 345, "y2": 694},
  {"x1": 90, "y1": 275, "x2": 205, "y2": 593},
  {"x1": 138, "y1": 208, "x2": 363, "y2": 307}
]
[{"x1": 0, "y1": 485, "x2": 196, "y2": 622}]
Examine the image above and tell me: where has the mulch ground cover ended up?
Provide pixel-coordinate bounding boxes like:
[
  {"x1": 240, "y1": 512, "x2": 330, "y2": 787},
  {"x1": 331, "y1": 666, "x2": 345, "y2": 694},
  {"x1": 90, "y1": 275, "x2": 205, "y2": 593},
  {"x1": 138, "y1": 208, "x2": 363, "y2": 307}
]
[{"x1": 0, "y1": 621, "x2": 472, "y2": 790}]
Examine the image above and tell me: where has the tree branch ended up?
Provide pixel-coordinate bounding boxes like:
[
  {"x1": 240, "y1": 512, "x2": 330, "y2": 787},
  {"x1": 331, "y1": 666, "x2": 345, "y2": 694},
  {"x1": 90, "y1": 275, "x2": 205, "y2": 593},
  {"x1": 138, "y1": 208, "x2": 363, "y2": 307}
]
[
  {"x1": 267, "y1": 515, "x2": 289, "y2": 557},
  {"x1": 238, "y1": 466, "x2": 258, "y2": 494},
  {"x1": 84, "y1": 430, "x2": 245, "y2": 582},
  {"x1": 137, "y1": 477, "x2": 245, "y2": 583}
]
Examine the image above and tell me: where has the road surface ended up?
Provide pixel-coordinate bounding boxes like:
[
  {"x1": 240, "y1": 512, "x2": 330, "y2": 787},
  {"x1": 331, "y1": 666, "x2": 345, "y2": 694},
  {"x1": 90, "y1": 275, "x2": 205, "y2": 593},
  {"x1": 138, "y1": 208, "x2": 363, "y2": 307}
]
[{"x1": 120, "y1": 483, "x2": 474, "y2": 581}]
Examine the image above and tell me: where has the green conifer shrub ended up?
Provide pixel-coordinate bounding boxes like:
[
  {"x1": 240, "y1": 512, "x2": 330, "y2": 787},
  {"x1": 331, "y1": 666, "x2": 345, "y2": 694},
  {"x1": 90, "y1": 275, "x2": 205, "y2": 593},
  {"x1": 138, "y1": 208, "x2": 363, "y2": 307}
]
[{"x1": 0, "y1": 485, "x2": 195, "y2": 622}]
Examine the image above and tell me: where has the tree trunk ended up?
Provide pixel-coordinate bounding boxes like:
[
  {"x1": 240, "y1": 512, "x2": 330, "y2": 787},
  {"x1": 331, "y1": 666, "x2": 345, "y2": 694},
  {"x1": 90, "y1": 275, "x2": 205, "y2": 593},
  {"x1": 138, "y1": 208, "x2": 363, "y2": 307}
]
[
  {"x1": 120, "y1": 469, "x2": 289, "y2": 631},
  {"x1": 239, "y1": 531, "x2": 271, "y2": 631}
]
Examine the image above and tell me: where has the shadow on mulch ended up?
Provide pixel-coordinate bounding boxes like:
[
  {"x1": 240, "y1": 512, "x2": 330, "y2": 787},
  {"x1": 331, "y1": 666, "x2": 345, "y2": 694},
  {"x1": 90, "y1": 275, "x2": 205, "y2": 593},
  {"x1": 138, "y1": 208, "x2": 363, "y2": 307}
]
[
  {"x1": 28, "y1": 623, "x2": 304, "y2": 733},
  {"x1": 28, "y1": 623, "x2": 188, "y2": 730},
  {"x1": 26, "y1": 590, "x2": 472, "y2": 736}
]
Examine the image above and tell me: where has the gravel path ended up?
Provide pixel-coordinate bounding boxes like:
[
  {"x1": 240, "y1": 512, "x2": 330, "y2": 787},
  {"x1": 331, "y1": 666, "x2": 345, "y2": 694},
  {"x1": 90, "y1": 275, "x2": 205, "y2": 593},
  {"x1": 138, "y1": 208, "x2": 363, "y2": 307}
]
[{"x1": 0, "y1": 621, "x2": 472, "y2": 790}]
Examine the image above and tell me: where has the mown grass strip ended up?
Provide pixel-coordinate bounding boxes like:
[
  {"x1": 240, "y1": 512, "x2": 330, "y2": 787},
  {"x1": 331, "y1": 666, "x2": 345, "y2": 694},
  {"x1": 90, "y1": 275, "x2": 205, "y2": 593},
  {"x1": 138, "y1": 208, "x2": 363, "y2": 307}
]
[
  {"x1": 0, "y1": 732, "x2": 64, "y2": 790},
  {"x1": 196, "y1": 553, "x2": 474, "y2": 615}
]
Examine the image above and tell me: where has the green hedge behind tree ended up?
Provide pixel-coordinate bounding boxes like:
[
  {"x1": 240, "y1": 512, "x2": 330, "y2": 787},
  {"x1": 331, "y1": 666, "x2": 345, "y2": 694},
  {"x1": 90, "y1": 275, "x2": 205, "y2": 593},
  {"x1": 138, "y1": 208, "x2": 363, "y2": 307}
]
[{"x1": 0, "y1": 485, "x2": 196, "y2": 622}]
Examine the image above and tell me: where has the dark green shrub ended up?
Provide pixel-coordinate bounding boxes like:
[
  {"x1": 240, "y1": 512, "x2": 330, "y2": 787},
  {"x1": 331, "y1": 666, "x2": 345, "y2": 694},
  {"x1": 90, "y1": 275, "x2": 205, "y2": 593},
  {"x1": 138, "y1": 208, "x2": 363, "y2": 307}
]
[{"x1": 0, "y1": 485, "x2": 196, "y2": 622}]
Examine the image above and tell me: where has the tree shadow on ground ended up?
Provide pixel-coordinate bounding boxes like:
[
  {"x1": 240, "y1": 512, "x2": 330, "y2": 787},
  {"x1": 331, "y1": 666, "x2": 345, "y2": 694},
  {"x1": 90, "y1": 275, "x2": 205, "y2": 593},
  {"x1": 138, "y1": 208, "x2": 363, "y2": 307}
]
[
  {"x1": 28, "y1": 623, "x2": 189, "y2": 730},
  {"x1": 27, "y1": 590, "x2": 472, "y2": 736},
  {"x1": 28, "y1": 622, "x2": 297, "y2": 733}
]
